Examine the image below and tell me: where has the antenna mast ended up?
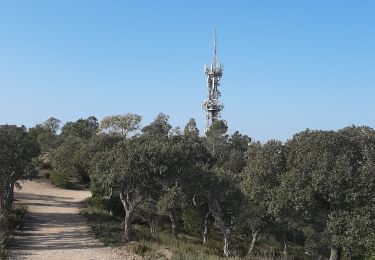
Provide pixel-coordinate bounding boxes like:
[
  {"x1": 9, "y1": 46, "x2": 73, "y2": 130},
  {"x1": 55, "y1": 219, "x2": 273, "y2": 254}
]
[{"x1": 203, "y1": 30, "x2": 224, "y2": 132}]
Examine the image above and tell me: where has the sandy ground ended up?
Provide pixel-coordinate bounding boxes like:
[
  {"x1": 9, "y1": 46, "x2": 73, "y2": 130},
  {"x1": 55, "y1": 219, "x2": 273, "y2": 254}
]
[{"x1": 8, "y1": 180, "x2": 140, "y2": 260}]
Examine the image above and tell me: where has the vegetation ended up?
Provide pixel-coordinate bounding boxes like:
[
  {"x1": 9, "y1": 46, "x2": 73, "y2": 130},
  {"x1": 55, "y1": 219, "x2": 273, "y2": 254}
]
[
  {"x1": 0, "y1": 124, "x2": 39, "y2": 256},
  {"x1": 2, "y1": 113, "x2": 375, "y2": 259}
]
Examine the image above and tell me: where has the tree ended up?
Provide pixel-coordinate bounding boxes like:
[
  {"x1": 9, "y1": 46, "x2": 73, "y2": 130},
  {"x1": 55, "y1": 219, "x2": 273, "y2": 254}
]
[
  {"x1": 144, "y1": 115, "x2": 194, "y2": 238},
  {"x1": 157, "y1": 183, "x2": 184, "y2": 237},
  {"x1": 50, "y1": 117, "x2": 100, "y2": 185},
  {"x1": 32, "y1": 117, "x2": 61, "y2": 154},
  {"x1": 203, "y1": 121, "x2": 245, "y2": 257},
  {"x1": 88, "y1": 133, "x2": 124, "y2": 216},
  {"x1": 206, "y1": 169, "x2": 243, "y2": 257},
  {"x1": 60, "y1": 116, "x2": 98, "y2": 140},
  {"x1": 138, "y1": 197, "x2": 159, "y2": 235},
  {"x1": 225, "y1": 131, "x2": 251, "y2": 174},
  {"x1": 49, "y1": 136, "x2": 86, "y2": 185},
  {"x1": 141, "y1": 113, "x2": 171, "y2": 137},
  {"x1": 184, "y1": 118, "x2": 199, "y2": 138},
  {"x1": 241, "y1": 140, "x2": 285, "y2": 255},
  {"x1": 113, "y1": 136, "x2": 169, "y2": 241},
  {"x1": 43, "y1": 117, "x2": 61, "y2": 134},
  {"x1": 274, "y1": 128, "x2": 375, "y2": 259},
  {"x1": 0, "y1": 125, "x2": 39, "y2": 210},
  {"x1": 91, "y1": 114, "x2": 173, "y2": 242},
  {"x1": 182, "y1": 119, "x2": 213, "y2": 244},
  {"x1": 205, "y1": 121, "x2": 229, "y2": 165},
  {"x1": 100, "y1": 113, "x2": 141, "y2": 137}
]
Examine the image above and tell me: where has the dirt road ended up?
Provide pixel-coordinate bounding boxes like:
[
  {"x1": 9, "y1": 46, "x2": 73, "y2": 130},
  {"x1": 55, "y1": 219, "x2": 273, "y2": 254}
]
[{"x1": 9, "y1": 180, "x2": 139, "y2": 260}]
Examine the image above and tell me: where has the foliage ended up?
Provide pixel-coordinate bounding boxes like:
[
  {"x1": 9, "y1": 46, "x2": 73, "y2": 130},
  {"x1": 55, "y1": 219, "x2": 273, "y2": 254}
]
[
  {"x1": 100, "y1": 113, "x2": 141, "y2": 137},
  {"x1": 0, "y1": 205, "x2": 27, "y2": 258},
  {"x1": 60, "y1": 116, "x2": 98, "y2": 140},
  {"x1": 4, "y1": 114, "x2": 375, "y2": 259},
  {"x1": 49, "y1": 169, "x2": 70, "y2": 188},
  {"x1": 0, "y1": 125, "x2": 39, "y2": 210},
  {"x1": 274, "y1": 127, "x2": 375, "y2": 258},
  {"x1": 31, "y1": 117, "x2": 61, "y2": 154},
  {"x1": 82, "y1": 198, "x2": 226, "y2": 260},
  {"x1": 49, "y1": 117, "x2": 104, "y2": 186},
  {"x1": 240, "y1": 140, "x2": 286, "y2": 254},
  {"x1": 182, "y1": 202, "x2": 202, "y2": 236}
]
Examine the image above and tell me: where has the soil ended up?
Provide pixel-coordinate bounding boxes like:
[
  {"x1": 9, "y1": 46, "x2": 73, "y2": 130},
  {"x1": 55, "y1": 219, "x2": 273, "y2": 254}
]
[{"x1": 8, "y1": 180, "x2": 141, "y2": 260}]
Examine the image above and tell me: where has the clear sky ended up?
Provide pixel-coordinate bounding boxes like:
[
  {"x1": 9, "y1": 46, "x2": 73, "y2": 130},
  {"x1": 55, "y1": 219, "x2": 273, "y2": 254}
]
[{"x1": 1, "y1": 1, "x2": 374, "y2": 141}]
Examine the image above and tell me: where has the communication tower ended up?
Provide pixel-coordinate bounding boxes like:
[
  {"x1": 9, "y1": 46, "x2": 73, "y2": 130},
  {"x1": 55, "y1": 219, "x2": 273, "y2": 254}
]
[{"x1": 203, "y1": 30, "x2": 224, "y2": 132}]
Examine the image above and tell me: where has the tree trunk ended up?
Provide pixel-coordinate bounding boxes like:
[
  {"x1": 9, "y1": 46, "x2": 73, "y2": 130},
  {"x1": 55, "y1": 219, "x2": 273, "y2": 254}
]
[
  {"x1": 0, "y1": 189, "x2": 3, "y2": 211},
  {"x1": 193, "y1": 196, "x2": 210, "y2": 245},
  {"x1": 169, "y1": 211, "x2": 178, "y2": 238},
  {"x1": 3, "y1": 177, "x2": 13, "y2": 210},
  {"x1": 209, "y1": 198, "x2": 232, "y2": 257},
  {"x1": 283, "y1": 242, "x2": 288, "y2": 259},
  {"x1": 223, "y1": 228, "x2": 231, "y2": 257},
  {"x1": 202, "y1": 211, "x2": 209, "y2": 244},
  {"x1": 248, "y1": 230, "x2": 259, "y2": 255},
  {"x1": 9, "y1": 181, "x2": 15, "y2": 206},
  {"x1": 149, "y1": 218, "x2": 156, "y2": 235},
  {"x1": 124, "y1": 212, "x2": 133, "y2": 242},
  {"x1": 329, "y1": 245, "x2": 342, "y2": 260},
  {"x1": 119, "y1": 191, "x2": 134, "y2": 242},
  {"x1": 283, "y1": 233, "x2": 288, "y2": 259},
  {"x1": 202, "y1": 216, "x2": 208, "y2": 244}
]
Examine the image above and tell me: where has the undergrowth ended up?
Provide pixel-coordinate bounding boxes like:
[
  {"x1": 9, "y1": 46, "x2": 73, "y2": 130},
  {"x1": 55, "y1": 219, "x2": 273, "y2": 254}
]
[
  {"x1": 1, "y1": 205, "x2": 27, "y2": 259},
  {"x1": 81, "y1": 197, "x2": 228, "y2": 259},
  {"x1": 82, "y1": 197, "x2": 315, "y2": 260}
]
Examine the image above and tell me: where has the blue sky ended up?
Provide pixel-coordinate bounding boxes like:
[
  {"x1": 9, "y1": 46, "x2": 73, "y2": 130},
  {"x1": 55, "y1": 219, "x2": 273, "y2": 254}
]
[{"x1": 1, "y1": 1, "x2": 374, "y2": 141}]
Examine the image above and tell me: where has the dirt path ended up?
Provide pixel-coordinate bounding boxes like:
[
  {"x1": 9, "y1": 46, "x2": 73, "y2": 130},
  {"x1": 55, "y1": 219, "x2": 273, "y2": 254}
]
[{"x1": 9, "y1": 180, "x2": 140, "y2": 260}]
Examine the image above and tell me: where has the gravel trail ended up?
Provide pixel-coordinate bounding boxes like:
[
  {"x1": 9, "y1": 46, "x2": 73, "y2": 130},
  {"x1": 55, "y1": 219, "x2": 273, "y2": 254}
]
[{"x1": 9, "y1": 180, "x2": 140, "y2": 260}]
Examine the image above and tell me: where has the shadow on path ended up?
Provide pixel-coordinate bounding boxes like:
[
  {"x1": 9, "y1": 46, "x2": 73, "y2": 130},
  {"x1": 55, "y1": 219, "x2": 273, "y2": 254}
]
[{"x1": 9, "y1": 181, "x2": 104, "y2": 258}]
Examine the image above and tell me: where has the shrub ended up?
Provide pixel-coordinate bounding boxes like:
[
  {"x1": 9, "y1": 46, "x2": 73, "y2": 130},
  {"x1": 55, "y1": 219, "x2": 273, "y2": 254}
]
[
  {"x1": 182, "y1": 203, "x2": 201, "y2": 236},
  {"x1": 49, "y1": 170, "x2": 70, "y2": 188},
  {"x1": 0, "y1": 205, "x2": 27, "y2": 257},
  {"x1": 131, "y1": 242, "x2": 150, "y2": 255}
]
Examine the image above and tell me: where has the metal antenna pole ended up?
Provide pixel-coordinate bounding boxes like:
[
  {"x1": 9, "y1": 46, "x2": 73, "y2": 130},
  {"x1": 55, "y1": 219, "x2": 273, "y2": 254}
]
[
  {"x1": 203, "y1": 30, "x2": 224, "y2": 133},
  {"x1": 213, "y1": 29, "x2": 217, "y2": 68}
]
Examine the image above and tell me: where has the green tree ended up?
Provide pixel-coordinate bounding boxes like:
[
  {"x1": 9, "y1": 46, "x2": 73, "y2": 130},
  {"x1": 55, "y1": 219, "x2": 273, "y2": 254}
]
[
  {"x1": 183, "y1": 118, "x2": 199, "y2": 138},
  {"x1": 32, "y1": 117, "x2": 61, "y2": 154},
  {"x1": 60, "y1": 116, "x2": 98, "y2": 140},
  {"x1": 112, "y1": 136, "x2": 169, "y2": 241},
  {"x1": 157, "y1": 183, "x2": 184, "y2": 237},
  {"x1": 205, "y1": 120, "x2": 229, "y2": 165},
  {"x1": 275, "y1": 128, "x2": 375, "y2": 259},
  {"x1": 141, "y1": 113, "x2": 171, "y2": 137},
  {"x1": 0, "y1": 125, "x2": 39, "y2": 210},
  {"x1": 91, "y1": 114, "x2": 173, "y2": 242},
  {"x1": 241, "y1": 140, "x2": 285, "y2": 255},
  {"x1": 182, "y1": 119, "x2": 213, "y2": 244},
  {"x1": 99, "y1": 113, "x2": 141, "y2": 137},
  {"x1": 225, "y1": 131, "x2": 251, "y2": 174},
  {"x1": 203, "y1": 121, "x2": 245, "y2": 257},
  {"x1": 50, "y1": 117, "x2": 100, "y2": 185},
  {"x1": 43, "y1": 117, "x2": 61, "y2": 134},
  {"x1": 144, "y1": 115, "x2": 193, "y2": 238},
  {"x1": 49, "y1": 136, "x2": 87, "y2": 185},
  {"x1": 206, "y1": 169, "x2": 243, "y2": 257}
]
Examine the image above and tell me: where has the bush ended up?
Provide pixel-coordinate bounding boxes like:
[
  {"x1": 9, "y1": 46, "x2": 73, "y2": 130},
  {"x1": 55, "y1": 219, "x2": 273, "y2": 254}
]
[
  {"x1": 130, "y1": 242, "x2": 150, "y2": 255},
  {"x1": 50, "y1": 170, "x2": 70, "y2": 188},
  {"x1": 6, "y1": 206, "x2": 27, "y2": 230},
  {"x1": 0, "y1": 205, "x2": 27, "y2": 258},
  {"x1": 90, "y1": 223, "x2": 123, "y2": 245},
  {"x1": 182, "y1": 203, "x2": 201, "y2": 236}
]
